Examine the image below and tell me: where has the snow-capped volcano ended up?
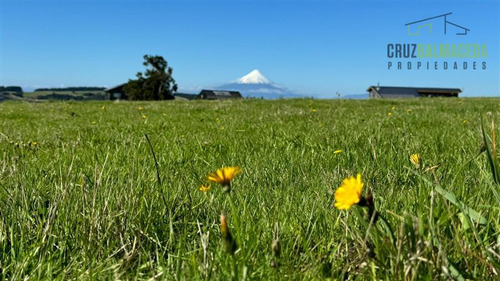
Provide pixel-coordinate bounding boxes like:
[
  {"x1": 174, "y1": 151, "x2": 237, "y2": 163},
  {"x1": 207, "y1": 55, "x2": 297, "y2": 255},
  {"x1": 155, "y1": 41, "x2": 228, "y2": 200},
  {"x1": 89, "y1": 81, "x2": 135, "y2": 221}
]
[
  {"x1": 237, "y1": 69, "x2": 271, "y2": 84},
  {"x1": 214, "y1": 70, "x2": 301, "y2": 99}
]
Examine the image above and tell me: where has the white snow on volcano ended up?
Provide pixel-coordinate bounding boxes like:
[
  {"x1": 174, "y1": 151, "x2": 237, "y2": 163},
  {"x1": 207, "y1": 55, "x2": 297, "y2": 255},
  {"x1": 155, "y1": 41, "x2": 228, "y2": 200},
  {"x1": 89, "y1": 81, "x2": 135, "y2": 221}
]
[
  {"x1": 214, "y1": 69, "x2": 303, "y2": 99},
  {"x1": 236, "y1": 69, "x2": 271, "y2": 84}
]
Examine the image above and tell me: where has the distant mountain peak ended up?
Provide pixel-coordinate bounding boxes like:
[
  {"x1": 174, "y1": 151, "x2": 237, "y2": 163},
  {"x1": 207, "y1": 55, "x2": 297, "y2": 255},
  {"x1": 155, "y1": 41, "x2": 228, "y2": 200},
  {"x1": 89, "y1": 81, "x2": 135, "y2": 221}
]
[
  {"x1": 214, "y1": 69, "x2": 302, "y2": 99},
  {"x1": 237, "y1": 69, "x2": 271, "y2": 84}
]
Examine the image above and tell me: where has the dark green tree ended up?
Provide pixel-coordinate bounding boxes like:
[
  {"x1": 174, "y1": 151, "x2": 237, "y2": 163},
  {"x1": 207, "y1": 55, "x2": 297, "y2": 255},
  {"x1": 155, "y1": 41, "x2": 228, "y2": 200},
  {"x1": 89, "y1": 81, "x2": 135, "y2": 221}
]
[{"x1": 124, "y1": 55, "x2": 178, "y2": 100}]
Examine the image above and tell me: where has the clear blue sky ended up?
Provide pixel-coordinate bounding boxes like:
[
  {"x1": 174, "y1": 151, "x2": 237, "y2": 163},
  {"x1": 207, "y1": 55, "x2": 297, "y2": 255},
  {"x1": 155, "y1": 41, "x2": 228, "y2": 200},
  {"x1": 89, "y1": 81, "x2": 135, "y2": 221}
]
[{"x1": 1, "y1": 0, "x2": 498, "y2": 97}]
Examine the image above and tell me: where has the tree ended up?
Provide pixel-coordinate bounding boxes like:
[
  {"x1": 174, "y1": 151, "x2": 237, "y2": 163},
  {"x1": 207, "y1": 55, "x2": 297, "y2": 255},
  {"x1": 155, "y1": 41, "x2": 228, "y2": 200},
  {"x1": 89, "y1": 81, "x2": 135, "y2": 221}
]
[
  {"x1": 0, "y1": 86, "x2": 23, "y2": 97},
  {"x1": 124, "y1": 55, "x2": 178, "y2": 100}
]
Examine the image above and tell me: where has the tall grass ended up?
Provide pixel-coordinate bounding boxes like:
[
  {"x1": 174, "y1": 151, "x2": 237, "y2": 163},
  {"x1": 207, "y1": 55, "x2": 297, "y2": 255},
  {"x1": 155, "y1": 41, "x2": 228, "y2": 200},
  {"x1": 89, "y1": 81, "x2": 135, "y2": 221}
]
[{"x1": 0, "y1": 98, "x2": 499, "y2": 280}]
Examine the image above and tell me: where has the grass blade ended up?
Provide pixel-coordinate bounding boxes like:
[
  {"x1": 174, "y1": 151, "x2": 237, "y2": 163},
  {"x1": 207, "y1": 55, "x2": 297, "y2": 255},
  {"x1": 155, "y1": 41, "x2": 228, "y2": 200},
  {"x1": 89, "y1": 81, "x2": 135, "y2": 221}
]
[{"x1": 481, "y1": 118, "x2": 500, "y2": 184}]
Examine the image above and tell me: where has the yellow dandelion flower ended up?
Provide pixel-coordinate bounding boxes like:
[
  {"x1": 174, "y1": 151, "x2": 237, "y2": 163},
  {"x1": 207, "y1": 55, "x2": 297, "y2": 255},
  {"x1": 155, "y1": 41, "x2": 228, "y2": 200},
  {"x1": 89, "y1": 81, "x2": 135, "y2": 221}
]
[
  {"x1": 208, "y1": 166, "x2": 241, "y2": 185},
  {"x1": 92, "y1": 121, "x2": 97, "y2": 124},
  {"x1": 142, "y1": 114, "x2": 147, "y2": 119},
  {"x1": 199, "y1": 184, "x2": 211, "y2": 192},
  {"x1": 138, "y1": 106, "x2": 144, "y2": 111},
  {"x1": 334, "y1": 174, "x2": 364, "y2": 210},
  {"x1": 407, "y1": 109, "x2": 412, "y2": 113},
  {"x1": 312, "y1": 109, "x2": 317, "y2": 113},
  {"x1": 32, "y1": 141, "x2": 38, "y2": 146},
  {"x1": 208, "y1": 166, "x2": 241, "y2": 192},
  {"x1": 101, "y1": 105, "x2": 106, "y2": 110},
  {"x1": 410, "y1": 154, "x2": 420, "y2": 167},
  {"x1": 462, "y1": 120, "x2": 467, "y2": 124},
  {"x1": 388, "y1": 112, "x2": 393, "y2": 116},
  {"x1": 334, "y1": 150, "x2": 342, "y2": 154},
  {"x1": 391, "y1": 106, "x2": 396, "y2": 110}
]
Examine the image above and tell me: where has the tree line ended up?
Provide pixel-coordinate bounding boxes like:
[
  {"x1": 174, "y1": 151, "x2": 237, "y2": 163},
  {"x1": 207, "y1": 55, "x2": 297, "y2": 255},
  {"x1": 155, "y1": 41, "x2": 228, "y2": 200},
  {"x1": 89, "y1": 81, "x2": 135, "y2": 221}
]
[
  {"x1": 0, "y1": 86, "x2": 23, "y2": 93},
  {"x1": 35, "y1": 87, "x2": 106, "y2": 92}
]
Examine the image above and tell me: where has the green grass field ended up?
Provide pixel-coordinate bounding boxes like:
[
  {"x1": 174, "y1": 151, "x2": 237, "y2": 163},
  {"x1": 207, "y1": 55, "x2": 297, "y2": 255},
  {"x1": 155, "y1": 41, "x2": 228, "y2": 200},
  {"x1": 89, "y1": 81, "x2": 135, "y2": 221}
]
[{"x1": 1, "y1": 98, "x2": 500, "y2": 280}]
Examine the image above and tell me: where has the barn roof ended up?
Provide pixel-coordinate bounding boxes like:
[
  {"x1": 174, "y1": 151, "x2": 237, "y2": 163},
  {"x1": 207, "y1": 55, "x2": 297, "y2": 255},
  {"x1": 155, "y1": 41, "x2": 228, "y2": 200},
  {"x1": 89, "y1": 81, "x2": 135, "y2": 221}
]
[
  {"x1": 198, "y1": 89, "x2": 242, "y2": 99},
  {"x1": 105, "y1": 83, "x2": 126, "y2": 93},
  {"x1": 367, "y1": 86, "x2": 461, "y2": 98}
]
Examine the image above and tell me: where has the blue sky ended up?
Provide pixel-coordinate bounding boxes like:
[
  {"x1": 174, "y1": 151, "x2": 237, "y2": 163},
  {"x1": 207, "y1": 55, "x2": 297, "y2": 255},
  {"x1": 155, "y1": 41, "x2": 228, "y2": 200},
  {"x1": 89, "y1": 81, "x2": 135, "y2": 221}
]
[{"x1": 1, "y1": 0, "x2": 498, "y2": 97}]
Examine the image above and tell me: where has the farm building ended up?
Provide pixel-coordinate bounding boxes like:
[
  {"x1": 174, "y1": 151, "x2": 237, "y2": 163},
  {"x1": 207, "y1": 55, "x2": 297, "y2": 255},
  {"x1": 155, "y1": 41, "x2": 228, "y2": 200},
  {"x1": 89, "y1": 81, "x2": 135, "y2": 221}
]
[
  {"x1": 367, "y1": 86, "x2": 461, "y2": 98},
  {"x1": 105, "y1": 83, "x2": 127, "y2": 100},
  {"x1": 197, "y1": 90, "x2": 242, "y2": 100}
]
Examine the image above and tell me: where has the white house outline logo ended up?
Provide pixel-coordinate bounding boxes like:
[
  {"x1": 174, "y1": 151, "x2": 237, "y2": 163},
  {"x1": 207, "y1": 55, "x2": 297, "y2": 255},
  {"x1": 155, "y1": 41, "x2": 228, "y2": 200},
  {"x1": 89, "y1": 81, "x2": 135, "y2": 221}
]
[{"x1": 405, "y1": 13, "x2": 470, "y2": 36}]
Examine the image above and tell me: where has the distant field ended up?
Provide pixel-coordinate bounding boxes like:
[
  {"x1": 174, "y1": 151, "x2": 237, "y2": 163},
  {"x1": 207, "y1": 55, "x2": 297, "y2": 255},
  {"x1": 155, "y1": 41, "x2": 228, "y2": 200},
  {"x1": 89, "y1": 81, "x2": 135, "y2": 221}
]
[
  {"x1": 0, "y1": 98, "x2": 499, "y2": 280},
  {"x1": 23, "y1": 91, "x2": 107, "y2": 100}
]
